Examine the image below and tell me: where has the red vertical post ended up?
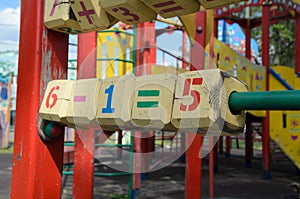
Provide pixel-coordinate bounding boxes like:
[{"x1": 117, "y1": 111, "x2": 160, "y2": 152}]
[
  {"x1": 209, "y1": 138, "x2": 214, "y2": 198},
  {"x1": 245, "y1": 114, "x2": 253, "y2": 168},
  {"x1": 295, "y1": 14, "x2": 300, "y2": 75},
  {"x1": 225, "y1": 137, "x2": 231, "y2": 158},
  {"x1": 133, "y1": 21, "x2": 157, "y2": 194},
  {"x1": 185, "y1": 11, "x2": 206, "y2": 199},
  {"x1": 182, "y1": 30, "x2": 187, "y2": 70},
  {"x1": 245, "y1": 22, "x2": 253, "y2": 168},
  {"x1": 219, "y1": 136, "x2": 224, "y2": 154},
  {"x1": 213, "y1": 18, "x2": 219, "y2": 173},
  {"x1": 10, "y1": 0, "x2": 68, "y2": 198},
  {"x1": 73, "y1": 32, "x2": 97, "y2": 199},
  {"x1": 190, "y1": 11, "x2": 206, "y2": 71},
  {"x1": 262, "y1": 5, "x2": 271, "y2": 180},
  {"x1": 245, "y1": 26, "x2": 251, "y2": 60}
]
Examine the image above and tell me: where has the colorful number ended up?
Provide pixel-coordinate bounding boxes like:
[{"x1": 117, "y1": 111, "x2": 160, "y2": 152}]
[
  {"x1": 180, "y1": 78, "x2": 203, "y2": 112},
  {"x1": 50, "y1": 0, "x2": 59, "y2": 16},
  {"x1": 46, "y1": 86, "x2": 60, "y2": 109},
  {"x1": 102, "y1": 85, "x2": 115, "y2": 113},
  {"x1": 153, "y1": 0, "x2": 183, "y2": 14},
  {"x1": 112, "y1": 7, "x2": 140, "y2": 22},
  {"x1": 78, "y1": 1, "x2": 95, "y2": 24}
]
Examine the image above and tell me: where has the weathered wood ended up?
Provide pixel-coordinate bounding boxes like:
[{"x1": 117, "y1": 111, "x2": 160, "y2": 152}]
[
  {"x1": 172, "y1": 69, "x2": 247, "y2": 135},
  {"x1": 70, "y1": 0, "x2": 117, "y2": 32},
  {"x1": 96, "y1": 75, "x2": 135, "y2": 130},
  {"x1": 39, "y1": 80, "x2": 74, "y2": 125},
  {"x1": 99, "y1": 0, "x2": 157, "y2": 24},
  {"x1": 141, "y1": 0, "x2": 200, "y2": 18},
  {"x1": 44, "y1": 0, "x2": 82, "y2": 34}
]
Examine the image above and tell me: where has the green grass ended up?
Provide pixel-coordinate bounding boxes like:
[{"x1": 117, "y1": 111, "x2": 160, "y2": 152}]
[{"x1": 0, "y1": 146, "x2": 13, "y2": 154}]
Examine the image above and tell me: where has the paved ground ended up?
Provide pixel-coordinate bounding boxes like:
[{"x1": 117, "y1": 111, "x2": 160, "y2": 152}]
[
  {"x1": 1, "y1": 152, "x2": 300, "y2": 199},
  {"x1": 0, "y1": 154, "x2": 12, "y2": 199}
]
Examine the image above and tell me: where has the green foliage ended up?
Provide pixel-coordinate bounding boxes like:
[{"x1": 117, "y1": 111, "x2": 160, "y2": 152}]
[{"x1": 250, "y1": 7, "x2": 295, "y2": 67}]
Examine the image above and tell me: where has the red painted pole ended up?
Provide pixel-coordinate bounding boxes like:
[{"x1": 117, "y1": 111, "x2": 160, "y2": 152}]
[
  {"x1": 225, "y1": 136, "x2": 231, "y2": 158},
  {"x1": 185, "y1": 11, "x2": 206, "y2": 199},
  {"x1": 219, "y1": 136, "x2": 224, "y2": 155},
  {"x1": 245, "y1": 114, "x2": 253, "y2": 168},
  {"x1": 73, "y1": 32, "x2": 97, "y2": 199},
  {"x1": 209, "y1": 137, "x2": 214, "y2": 198},
  {"x1": 245, "y1": 22, "x2": 253, "y2": 168},
  {"x1": 182, "y1": 30, "x2": 187, "y2": 70},
  {"x1": 295, "y1": 14, "x2": 300, "y2": 74},
  {"x1": 262, "y1": 4, "x2": 271, "y2": 180},
  {"x1": 10, "y1": 0, "x2": 68, "y2": 198},
  {"x1": 245, "y1": 26, "x2": 251, "y2": 60}
]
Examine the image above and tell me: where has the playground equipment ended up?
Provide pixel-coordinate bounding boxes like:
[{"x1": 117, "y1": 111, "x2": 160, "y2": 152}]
[
  {"x1": 11, "y1": 0, "x2": 300, "y2": 198},
  {"x1": 44, "y1": 0, "x2": 246, "y2": 34},
  {"x1": 39, "y1": 69, "x2": 248, "y2": 136}
]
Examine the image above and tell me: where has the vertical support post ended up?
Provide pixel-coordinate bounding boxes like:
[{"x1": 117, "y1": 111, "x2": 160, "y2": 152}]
[
  {"x1": 209, "y1": 137, "x2": 214, "y2": 198},
  {"x1": 245, "y1": 114, "x2": 253, "y2": 168},
  {"x1": 182, "y1": 30, "x2": 187, "y2": 70},
  {"x1": 190, "y1": 11, "x2": 206, "y2": 71},
  {"x1": 133, "y1": 21, "x2": 156, "y2": 196},
  {"x1": 213, "y1": 18, "x2": 219, "y2": 173},
  {"x1": 185, "y1": 11, "x2": 206, "y2": 199},
  {"x1": 219, "y1": 136, "x2": 224, "y2": 155},
  {"x1": 295, "y1": 14, "x2": 300, "y2": 75},
  {"x1": 73, "y1": 32, "x2": 97, "y2": 199},
  {"x1": 262, "y1": 4, "x2": 271, "y2": 180},
  {"x1": 225, "y1": 137, "x2": 231, "y2": 158},
  {"x1": 245, "y1": 26, "x2": 251, "y2": 60},
  {"x1": 10, "y1": 0, "x2": 68, "y2": 198}
]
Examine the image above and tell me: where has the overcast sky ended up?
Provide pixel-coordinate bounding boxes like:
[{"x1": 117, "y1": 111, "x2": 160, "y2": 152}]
[{"x1": 0, "y1": 0, "x2": 20, "y2": 51}]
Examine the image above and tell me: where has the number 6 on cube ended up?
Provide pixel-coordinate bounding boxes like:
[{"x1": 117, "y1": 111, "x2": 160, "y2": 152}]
[{"x1": 39, "y1": 80, "x2": 74, "y2": 125}]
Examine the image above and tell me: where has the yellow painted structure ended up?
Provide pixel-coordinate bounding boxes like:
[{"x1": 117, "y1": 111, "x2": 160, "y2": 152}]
[
  {"x1": 269, "y1": 66, "x2": 300, "y2": 168},
  {"x1": 96, "y1": 27, "x2": 134, "y2": 78}
]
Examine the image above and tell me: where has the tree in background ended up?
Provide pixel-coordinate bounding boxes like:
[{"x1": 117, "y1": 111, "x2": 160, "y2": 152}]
[{"x1": 250, "y1": 7, "x2": 296, "y2": 67}]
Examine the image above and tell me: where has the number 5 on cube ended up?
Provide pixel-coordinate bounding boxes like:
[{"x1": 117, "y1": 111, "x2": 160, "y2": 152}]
[{"x1": 171, "y1": 69, "x2": 247, "y2": 135}]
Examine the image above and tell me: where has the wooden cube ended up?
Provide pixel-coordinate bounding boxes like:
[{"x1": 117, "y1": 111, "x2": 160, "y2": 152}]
[
  {"x1": 96, "y1": 75, "x2": 135, "y2": 130},
  {"x1": 39, "y1": 80, "x2": 74, "y2": 125},
  {"x1": 44, "y1": 0, "x2": 83, "y2": 34},
  {"x1": 99, "y1": 0, "x2": 157, "y2": 24},
  {"x1": 171, "y1": 69, "x2": 247, "y2": 136},
  {"x1": 65, "y1": 79, "x2": 101, "y2": 128},
  {"x1": 141, "y1": 0, "x2": 200, "y2": 18},
  {"x1": 198, "y1": 0, "x2": 243, "y2": 9},
  {"x1": 70, "y1": 0, "x2": 118, "y2": 32},
  {"x1": 131, "y1": 74, "x2": 177, "y2": 130}
]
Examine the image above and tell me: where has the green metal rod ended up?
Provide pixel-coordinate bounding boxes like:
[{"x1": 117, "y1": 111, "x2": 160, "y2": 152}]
[{"x1": 229, "y1": 90, "x2": 300, "y2": 112}]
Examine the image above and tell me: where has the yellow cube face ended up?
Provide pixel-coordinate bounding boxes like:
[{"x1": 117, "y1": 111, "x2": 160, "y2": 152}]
[
  {"x1": 171, "y1": 69, "x2": 247, "y2": 135},
  {"x1": 198, "y1": 0, "x2": 243, "y2": 9},
  {"x1": 66, "y1": 79, "x2": 101, "y2": 128},
  {"x1": 100, "y1": 0, "x2": 157, "y2": 24},
  {"x1": 131, "y1": 74, "x2": 176, "y2": 130},
  {"x1": 44, "y1": 0, "x2": 82, "y2": 34},
  {"x1": 39, "y1": 80, "x2": 74, "y2": 124},
  {"x1": 171, "y1": 71, "x2": 211, "y2": 132},
  {"x1": 70, "y1": 0, "x2": 117, "y2": 32},
  {"x1": 141, "y1": 0, "x2": 200, "y2": 18},
  {"x1": 96, "y1": 75, "x2": 135, "y2": 130}
]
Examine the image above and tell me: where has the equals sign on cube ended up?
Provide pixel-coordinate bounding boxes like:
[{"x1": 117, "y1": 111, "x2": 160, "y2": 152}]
[{"x1": 137, "y1": 90, "x2": 160, "y2": 108}]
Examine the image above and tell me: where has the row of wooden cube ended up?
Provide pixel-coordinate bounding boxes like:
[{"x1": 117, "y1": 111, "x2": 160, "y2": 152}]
[
  {"x1": 39, "y1": 69, "x2": 247, "y2": 135},
  {"x1": 44, "y1": 0, "x2": 242, "y2": 34}
]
